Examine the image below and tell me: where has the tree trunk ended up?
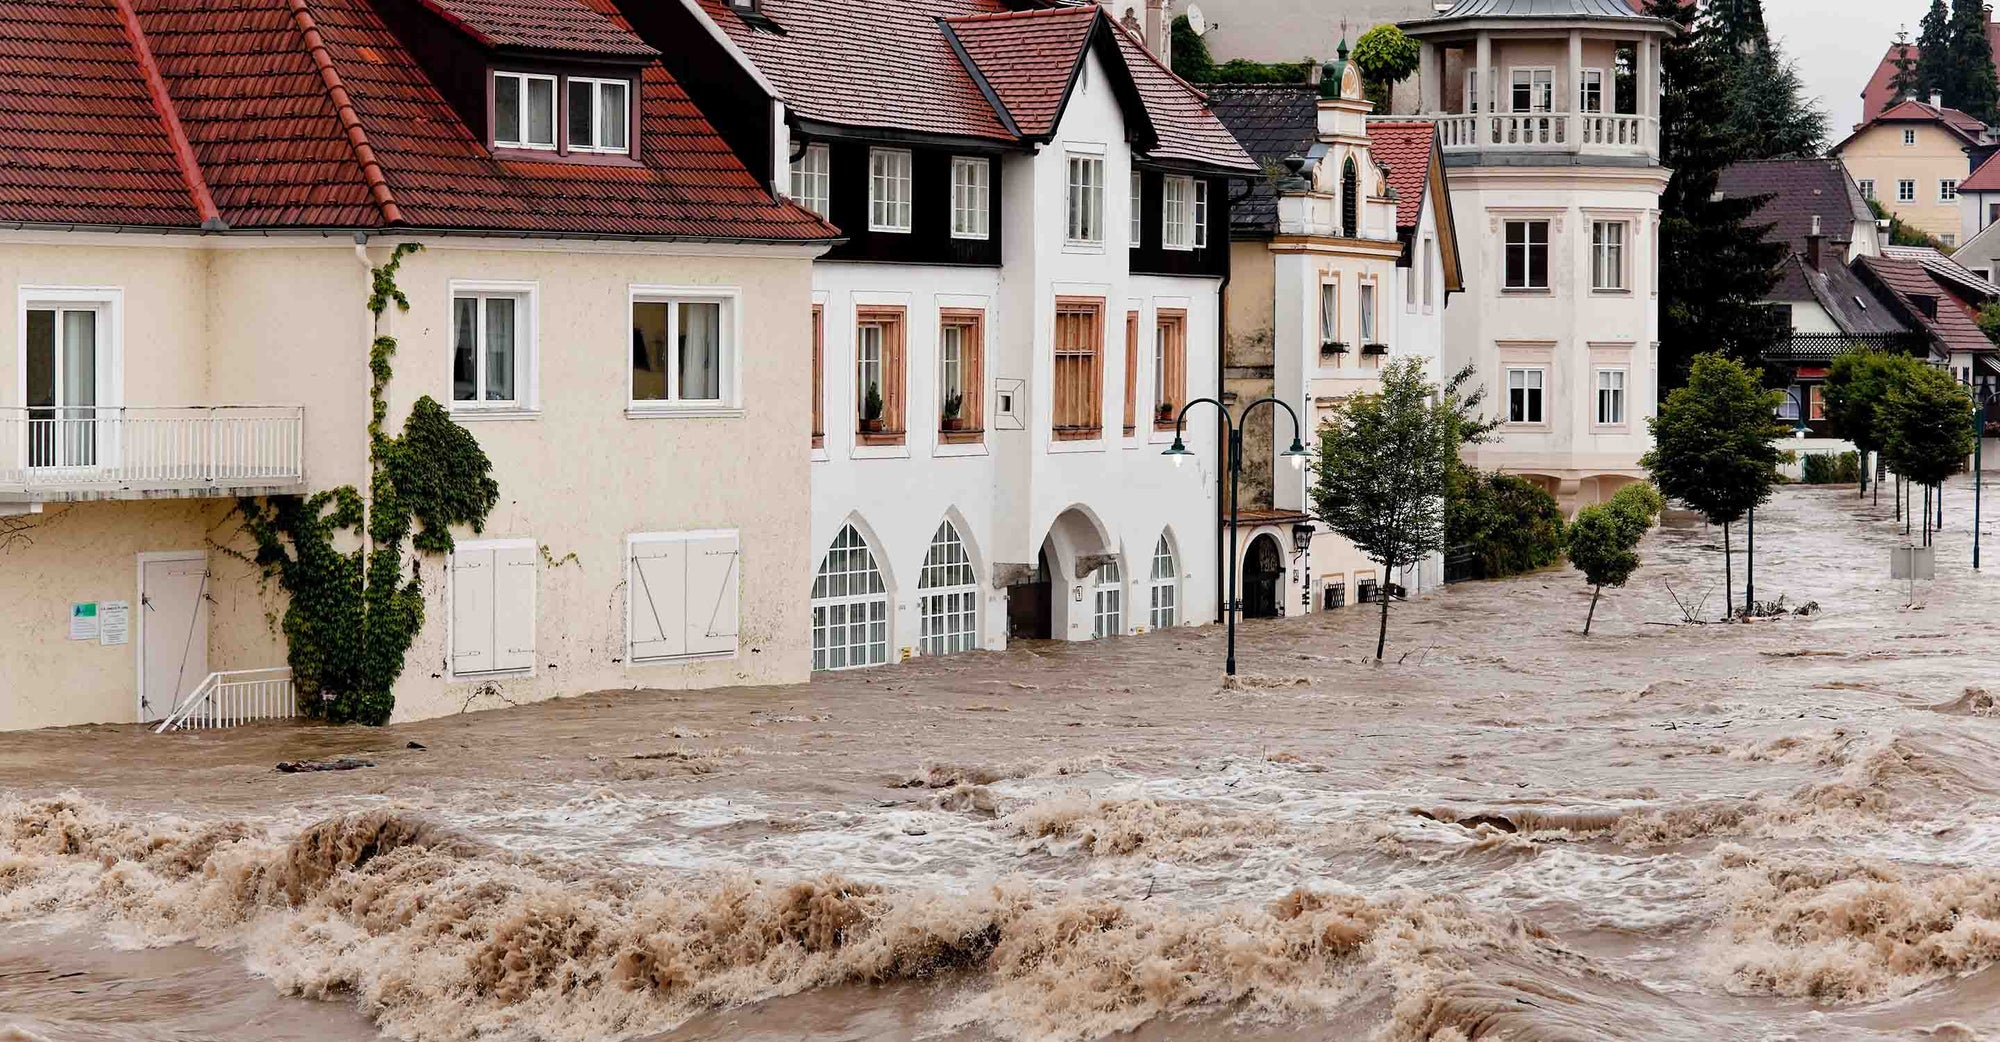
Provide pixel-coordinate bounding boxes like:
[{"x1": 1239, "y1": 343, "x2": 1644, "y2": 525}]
[
  {"x1": 1584, "y1": 584, "x2": 1601, "y2": 636},
  {"x1": 1874, "y1": 457, "x2": 1880, "y2": 505},
  {"x1": 1375, "y1": 581, "x2": 1390, "y2": 660},
  {"x1": 1723, "y1": 521, "x2": 1733, "y2": 622}
]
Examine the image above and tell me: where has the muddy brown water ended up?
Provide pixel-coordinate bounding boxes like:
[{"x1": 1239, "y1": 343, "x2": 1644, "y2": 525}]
[{"x1": 3, "y1": 484, "x2": 1999, "y2": 1041}]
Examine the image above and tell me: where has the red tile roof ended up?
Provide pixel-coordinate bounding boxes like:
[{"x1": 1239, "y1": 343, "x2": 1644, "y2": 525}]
[
  {"x1": 1835, "y1": 98, "x2": 1988, "y2": 153},
  {"x1": 1858, "y1": 27, "x2": 2000, "y2": 123},
  {"x1": 0, "y1": 0, "x2": 836, "y2": 239},
  {"x1": 1964, "y1": 151, "x2": 2000, "y2": 192},
  {"x1": 1364, "y1": 121, "x2": 1436, "y2": 230},
  {"x1": 1108, "y1": 19, "x2": 1254, "y2": 173},
  {"x1": 946, "y1": 7, "x2": 1096, "y2": 138},
  {"x1": 1858, "y1": 254, "x2": 1994, "y2": 356},
  {"x1": 418, "y1": 0, "x2": 657, "y2": 56}
]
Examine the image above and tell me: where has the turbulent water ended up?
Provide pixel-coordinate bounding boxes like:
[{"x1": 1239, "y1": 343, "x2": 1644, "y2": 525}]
[{"x1": 4, "y1": 484, "x2": 2000, "y2": 1041}]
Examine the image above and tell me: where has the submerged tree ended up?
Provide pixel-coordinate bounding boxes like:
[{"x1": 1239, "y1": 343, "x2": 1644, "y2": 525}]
[
  {"x1": 1310, "y1": 358, "x2": 1456, "y2": 660},
  {"x1": 1881, "y1": 361, "x2": 1976, "y2": 544},
  {"x1": 1566, "y1": 482, "x2": 1665, "y2": 635},
  {"x1": 1823, "y1": 348, "x2": 1898, "y2": 500}
]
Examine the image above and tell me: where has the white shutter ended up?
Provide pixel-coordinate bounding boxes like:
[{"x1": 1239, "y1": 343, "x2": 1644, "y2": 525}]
[
  {"x1": 683, "y1": 531, "x2": 739, "y2": 657},
  {"x1": 628, "y1": 538, "x2": 687, "y2": 661},
  {"x1": 451, "y1": 547, "x2": 495, "y2": 673},
  {"x1": 491, "y1": 544, "x2": 537, "y2": 672}
]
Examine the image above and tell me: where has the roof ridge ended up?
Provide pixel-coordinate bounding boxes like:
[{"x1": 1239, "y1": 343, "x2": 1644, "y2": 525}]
[
  {"x1": 284, "y1": 0, "x2": 403, "y2": 225},
  {"x1": 937, "y1": 17, "x2": 1022, "y2": 139},
  {"x1": 111, "y1": 0, "x2": 223, "y2": 229},
  {"x1": 1104, "y1": 15, "x2": 1208, "y2": 103}
]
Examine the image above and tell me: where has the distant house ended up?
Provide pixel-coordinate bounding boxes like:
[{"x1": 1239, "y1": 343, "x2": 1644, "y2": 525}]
[
  {"x1": 1831, "y1": 96, "x2": 1990, "y2": 249},
  {"x1": 1858, "y1": 20, "x2": 2000, "y2": 123}
]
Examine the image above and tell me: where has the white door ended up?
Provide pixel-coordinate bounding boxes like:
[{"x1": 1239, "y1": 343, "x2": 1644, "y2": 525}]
[{"x1": 139, "y1": 554, "x2": 208, "y2": 722}]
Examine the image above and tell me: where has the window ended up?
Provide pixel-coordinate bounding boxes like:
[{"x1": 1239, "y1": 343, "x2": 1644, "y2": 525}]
[
  {"x1": 811, "y1": 525, "x2": 888, "y2": 670},
  {"x1": 1943, "y1": 233, "x2": 1958, "y2": 248},
  {"x1": 627, "y1": 531, "x2": 740, "y2": 663},
  {"x1": 1858, "y1": 179, "x2": 1875, "y2": 201},
  {"x1": 1130, "y1": 169, "x2": 1143, "y2": 246},
  {"x1": 1904, "y1": 128, "x2": 1918, "y2": 146},
  {"x1": 854, "y1": 307, "x2": 907, "y2": 442},
  {"x1": 1510, "y1": 68, "x2": 1553, "y2": 112},
  {"x1": 1596, "y1": 369, "x2": 1626, "y2": 425},
  {"x1": 451, "y1": 288, "x2": 530, "y2": 410},
  {"x1": 1808, "y1": 384, "x2": 1826, "y2": 421},
  {"x1": 951, "y1": 157, "x2": 990, "y2": 240},
  {"x1": 869, "y1": 148, "x2": 912, "y2": 232},
  {"x1": 1899, "y1": 180, "x2": 1917, "y2": 203},
  {"x1": 1163, "y1": 176, "x2": 1193, "y2": 249},
  {"x1": 631, "y1": 293, "x2": 731, "y2": 408},
  {"x1": 1193, "y1": 180, "x2": 1208, "y2": 248},
  {"x1": 1579, "y1": 69, "x2": 1604, "y2": 113},
  {"x1": 1092, "y1": 558, "x2": 1122, "y2": 638},
  {"x1": 567, "y1": 77, "x2": 630, "y2": 153},
  {"x1": 1465, "y1": 68, "x2": 1481, "y2": 113},
  {"x1": 1319, "y1": 281, "x2": 1339, "y2": 349},
  {"x1": 1422, "y1": 238, "x2": 1435, "y2": 309},
  {"x1": 1341, "y1": 156, "x2": 1359, "y2": 235},
  {"x1": 810, "y1": 304, "x2": 824, "y2": 448},
  {"x1": 1066, "y1": 155, "x2": 1104, "y2": 244},
  {"x1": 791, "y1": 143, "x2": 829, "y2": 218},
  {"x1": 1154, "y1": 309, "x2": 1186, "y2": 428},
  {"x1": 450, "y1": 540, "x2": 536, "y2": 677},
  {"x1": 494, "y1": 72, "x2": 556, "y2": 150},
  {"x1": 1504, "y1": 220, "x2": 1550, "y2": 290},
  {"x1": 1591, "y1": 221, "x2": 1627, "y2": 291},
  {"x1": 1124, "y1": 310, "x2": 1140, "y2": 436},
  {"x1": 939, "y1": 309, "x2": 984, "y2": 440},
  {"x1": 1941, "y1": 179, "x2": 1960, "y2": 202},
  {"x1": 23, "y1": 299, "x2": 108, "y2": 468},
  {"x1": 1148, "y1": 534, "x2": 1178, "y2": 629},
  {"x1": 1507, "y1": 368, "x2": 1544, "y2": 423},
  {"x1": 1359, "y1": 283, "x2": 1377, "y2": 344},
  {"x1": 919, "y1": 521, "x2": 978, "y2": 656},
  {"x1": 1052, "y1": 297, "x2": 1104, "y2": 439}
]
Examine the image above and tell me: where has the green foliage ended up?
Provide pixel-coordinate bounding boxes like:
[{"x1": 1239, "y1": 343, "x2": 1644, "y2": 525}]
[
  {"x1": 1824, "y1": 347, "x2": 1899, "y2": 456},
  {"x1": 1800, "y1": 451, "x2": 1862, "y2": 484},
  {"x1": 1869, "y1": 199, "x2": 1948, "y2": 249},
  {"x1": 1309, "y1": 358, "x2": 1456, "y2": 658},
  {"x1": 1919, "y1": 0, "x2": 1952, "y2": 101},
  {"x1": 1565, "y1": 484, "x2": 1662, "y2": 635},
  {"x1": 1169, "y1": 16, "x2": 1311, "y2": 84},
  {"x1": 1977, "y1": 301, "x2": 2000, "y2": 343},
  {"x1": 1886, "y1": 31, "x2": 1920, "y2": 111},
  {"x1": 1642, "y1": 352, "x2": 1787, "y2": 528},
  {"x1": 1950, "y1": 0, "x2": 2000, "y2": 122},
  {"x1": 1169, "y1": 15, "x2": 1213, "y2": 82},
  {"x1": 1352, "y1": 25, "x2": 1419, "y2": 106},
  {"x1": 1442, "y1": 362, "x2": 1501, "y2": 447},
  {"x1": 1882, "y1": 362, "x2": 1977, "y2": 487},
  {"x1": 1447, "y1": 468, "x2": 1566, "y2": 580},
  {"x1": 863, "y1": 382, "x2": 884, "y2": 422},
  {"x1": 1610, "y1": 480, "x2": 1666, "y2": 520},
  {"x1": 942, "y1": 388, "x2": 963, "y2": 420},
  {"x1": 238, "y1": 243, "x2": 498, "y2": 726}
]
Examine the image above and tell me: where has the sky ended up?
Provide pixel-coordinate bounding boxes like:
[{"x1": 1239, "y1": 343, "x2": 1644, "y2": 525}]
[{"x1": 1763, "y1": 0, "x2": 1919, "y2": 139}]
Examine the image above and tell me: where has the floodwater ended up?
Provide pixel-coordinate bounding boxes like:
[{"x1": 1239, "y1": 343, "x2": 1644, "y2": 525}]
[{"x1": 3, "y1": 483, "x2": 1999, "y2": 1042}]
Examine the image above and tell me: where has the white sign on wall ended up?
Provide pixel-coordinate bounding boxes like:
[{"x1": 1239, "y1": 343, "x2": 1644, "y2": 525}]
[
  {"x1": 68, "y1": 602, "x2": 98, "y2": 641},
  {"x1": 98, "y1": 601, "x2": 130, "y2": 646}
]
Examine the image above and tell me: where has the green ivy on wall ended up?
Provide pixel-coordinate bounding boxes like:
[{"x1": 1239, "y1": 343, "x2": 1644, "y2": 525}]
[{"x1": 237, "y1": 243, "x2": 499, "y2": 725}]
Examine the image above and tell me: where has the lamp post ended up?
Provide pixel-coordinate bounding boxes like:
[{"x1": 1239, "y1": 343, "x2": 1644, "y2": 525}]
[
  {"x1": 1746, "y1": 388, "x2": 1811, "y2": 614},
  {"x1": 1164, "y1": 397, "x2": 1310, "y2": 676},
  {"x1": 1977, "y1": 389, "x2": 2000, "y2": 568}
]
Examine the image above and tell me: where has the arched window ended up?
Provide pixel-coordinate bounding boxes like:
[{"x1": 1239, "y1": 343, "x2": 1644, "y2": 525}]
[
  {"x1": 811, "y1": 525, "x2": 888, "y2": 670},
  {"x1": 1148, "y1": 534, "x2": 1178, "y2": 629},
  {"x1": 919, "y1": 521, "x2": 978, "y2": 656},
  {"x1": 1092, "y1": 558, "x2": 1123, "y2": 638},
  {"x1": 1340, "y1": 156, "x2": 1359, "y2": 236}
]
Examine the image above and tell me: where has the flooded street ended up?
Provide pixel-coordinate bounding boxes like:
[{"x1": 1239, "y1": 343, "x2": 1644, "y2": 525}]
[{"x1": 3, "y1": 483, "x2": 1999, "y2": 1041}]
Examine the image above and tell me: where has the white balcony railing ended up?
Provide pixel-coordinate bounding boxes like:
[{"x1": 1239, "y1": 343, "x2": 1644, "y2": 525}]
[
  {"x1": 1413, "y1": 112, "x2": 1656, "y2": 156},
  {"x1": 154, "y1": 667, "x2": 297, "y2": 732},
  {"x1": 0, "y1": 406, "x2": 304, "y2": 496}
]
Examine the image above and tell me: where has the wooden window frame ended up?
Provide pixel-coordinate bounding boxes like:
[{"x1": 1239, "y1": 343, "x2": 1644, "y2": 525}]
[
  {"x1": 1153, "y1": 309, "x2": 1186, "y2": 431},
  {"x1": 1052, "y1": 296, "x2": 1104, "y2": 441},
  {"x1": 938, "y1": 308, "x2": 985, "y2": 445},
  {"x1": 810, "y1": 304, "x2": 824, "y2": 448},
  {"x1": 854, "y1": 306, "x2": 907, "y2": 445},
  {"x1": 1123, "y1": 309, "x2": 1140, "y2": 436}
]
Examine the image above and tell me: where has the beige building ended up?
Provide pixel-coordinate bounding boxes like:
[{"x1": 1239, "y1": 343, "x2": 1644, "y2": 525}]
[
  {"x1": 0, "y1": 0, "x2": 833, "y2": 730},
  {"x1": 1833, "y1": 96, "x2": 1989, "y2": 249}
]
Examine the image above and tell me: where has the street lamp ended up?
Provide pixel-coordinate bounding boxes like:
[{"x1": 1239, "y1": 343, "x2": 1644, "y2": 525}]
[
  {"x1": 1976, "y1": 389, "x2": 2000, "y2": 568},
  {"x1": 1163, "y1": 397, "x2": 1309, "y2": 676},
  {"x1": 1745, "y1": 388, "x2": 1811, "y2": 614}
]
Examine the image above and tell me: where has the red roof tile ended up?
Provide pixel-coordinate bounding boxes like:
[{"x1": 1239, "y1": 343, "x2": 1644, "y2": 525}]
[
  {"x1": 1106, "y1": 18, "x2": 1254, "y2": 173},
  {"x1": 1836, "y1": 98, "x2": 1988, "y2": 153},
  {"x1": 418, "y1": 0, "x2": 656, "y2": 57},
  {"x1": 1859, "y1": 26, "x2": 2000, "y2": 124},
  {"x1": 1964, "y1": 151, "x2": 2000, "y2": 192},
  {"x1": 1, "y1": 0, "x2": 835, "y2": 239},
  {"x1": 1365, "y1": 121, "x2": 1436, "y2": 230},
  {"x1": 1858, "y1": 254, "x2": 1994, "y2": 356},
  {"x1": 947, "y1": 7, "x2": 1096, "y2": 138}
]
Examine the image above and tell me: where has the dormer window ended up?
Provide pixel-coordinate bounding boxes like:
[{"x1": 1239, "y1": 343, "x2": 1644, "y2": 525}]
[
  {"x1": 495, "y1": 72, "x2": 557, "y2": 150},
  {"x1": 568, "y1": 77, "x2": 630, "y2": 153}
]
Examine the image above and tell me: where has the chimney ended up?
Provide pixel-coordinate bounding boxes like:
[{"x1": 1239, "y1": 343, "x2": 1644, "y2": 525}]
[
  {"x1": 1805, "y1": 214, "x2": 1823, "y2": 270},
  {"x1": 1932, "y1": 90, "x2": 1945, "y2": 108}
]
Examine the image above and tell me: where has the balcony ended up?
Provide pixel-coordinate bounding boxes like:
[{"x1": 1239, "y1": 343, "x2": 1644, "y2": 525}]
[
  {"x1": 0, "y1": 406, "x2": 305, "y2": 500},
  {"x1": 1421, "y1": 111, "x2": 1656, "y2": 159}
]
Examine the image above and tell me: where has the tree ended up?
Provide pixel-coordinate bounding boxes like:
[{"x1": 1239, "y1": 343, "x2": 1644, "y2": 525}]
[
  {"x1": 1886, "y1": 30, "x2": 1920, "y2": 110},
  {"x1": 1823, "y1": 348, "x2": 1898, "y2": 500},
  {"x1": 1310, "y1": 358, "x2": 1456, "y2": 659},
  {"x1": 1918, "y1": 0, "x2": 1953, "y2": 102},
  {"x1": 1881, "y1": 361, "x2": 1976, "y2": 544},
  {"x1": 1641, "y1": 353, "x2": 1786, "y2": 617},
  {"x1": 1950, "y1": 0, "x2": 2000, "y2": 121},
  {"x1": 1170, "y1": 16, "x2": 1213, "y2": 83},
  {"x1": 1869, "y1": 198, "x2": 1950, "y2": 249},
  {"x1": 1720, "y1": 43, "x2": 1827, "y2": 159},
  {"x1": 1566, "y1": 483, "x2": 1665, "y2": 635},
  {"x1": 1352, "y1": 25, "x2": 1420, "y2": 111}
]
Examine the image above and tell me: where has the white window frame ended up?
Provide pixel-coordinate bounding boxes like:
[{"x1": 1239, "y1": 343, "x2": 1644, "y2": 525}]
[
  {"x1": 1857, "y1": 178, "x2": 1875, "y2": 201},
  {"x1": 1509, "y1": 67, "x2": 1554, "y2": 113},
  {"x1": 18, "y1": 286, "x2": 121, "y2": 472},
  {"x1": 628, "y1": 285, "x2": 742, "y2": 416},
  {"x1": 493, "y1": 71, "x2": 558, "y2": 151},
  {"x1": 1162, "y1": 175, "x2": 1194, "y2": 250},
  {"x1": 1465, "y1": 68, "x2": 1481, "y2": 113},
  {"x1": 1422, "y1": 237, "x2": 1435, "y2": 310},
  {"x1": 1092, "y1": 558, "x2": 1123, "y2": 638},
  {"x1": 1359, "y1": 280, "x2": 1377, "y2": 343},
  {"x1": 1067, "y1": 154, "x2": 1105, "y2": 245},
  {"x1": 448, "y1": 537, "x2": 537, "y2": 680},
  {"x1": 1148, "y1": 534, "x2": 1178, "y2": 629},
  {"x1": 626, "y1": 529, "x2": 741, "y2": 666},
  {"x1": 812, "y1": 524, "x2": 890, "y2": 670},
  {"x1": 1579, "y1": 68, "x2": 1604, "y2": 113},
  {"x1": 1129, "y1": 168, "x2": 1143, "y2": 246},
  {"x1": 791, "y1": 142, "x2": 830, "y2": 218},
  {"x1": 1504, "y1": 219, "x2": 1551, "y2": 290},
  {"x1": 1941, "y1": 178, "x2": 1960, "y2": 203},
  {"x1": 918, "y1": 521, "x2": 979, "y2": 656},
  {"x1": 566, "y1": 76, "x2": 631, "y2": 154},
  {"x1": 1595, "y1": 367, "x2": 1627, "y2": 426},
  {"x1": 448, "y1": 280, "x2": 538, "y2": 416},
  {"x1": 1318, "y1": 278, "x2": 1340, "y2": 349},
  {"x1": 1506, "y1": 366, "x2": 1545, "y2": 424},
  {"x1": 1591, "y1": 221, "x2": 1628, "y2": 292},
  {"x1": 868, "y1": 147, "x2": 913, "y2": 233},
  {"x1": 950, "y1": 156, "x2": 990, "y2": 240},
  {"x1": 1904, "y1": 127, "x2": 1918, "y2": 146},
  {"x1": 1898, "y1": 179, "x2": 1917, "y2": 203}
]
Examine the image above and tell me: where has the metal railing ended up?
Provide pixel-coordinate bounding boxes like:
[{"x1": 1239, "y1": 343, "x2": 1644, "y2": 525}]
[
  {"x1": 0, "y1": 405, "x2": 303, "y2": 494},
  {"x1": 154, "y1": 667, "x2": 297, "y2": 732}
]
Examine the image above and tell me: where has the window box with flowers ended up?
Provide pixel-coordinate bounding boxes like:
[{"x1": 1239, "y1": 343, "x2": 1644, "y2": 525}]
[{"x1": 1360, "y1": 343, "x2": 1390, "y2": 356}]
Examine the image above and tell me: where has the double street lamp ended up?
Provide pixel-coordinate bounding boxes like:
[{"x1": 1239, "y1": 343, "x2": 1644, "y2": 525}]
[
  {"x1": 1163, "y1": 397, "x2": 1310, "y2": 676},
  {"x1": 1744, "y1": 389, "x2": 1810, "y2": 613}
]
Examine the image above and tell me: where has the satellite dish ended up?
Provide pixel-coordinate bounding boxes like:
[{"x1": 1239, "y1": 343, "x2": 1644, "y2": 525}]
[{"x1": 1186, "y1": 3, "x2": 1207, "y2": 35}]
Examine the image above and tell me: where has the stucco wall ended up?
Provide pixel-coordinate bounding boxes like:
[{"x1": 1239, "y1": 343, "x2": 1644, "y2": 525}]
[{"x1": 1840, "y1": 123, "x2": 1975, "y2": 245}]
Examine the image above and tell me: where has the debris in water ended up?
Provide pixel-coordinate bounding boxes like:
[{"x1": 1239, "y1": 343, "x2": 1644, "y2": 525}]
[{"x1": 274, "y1": 757, "x2": 375, "y2": 773}]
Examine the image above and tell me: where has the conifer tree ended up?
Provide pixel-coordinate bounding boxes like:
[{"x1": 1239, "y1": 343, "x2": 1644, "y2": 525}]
[
  {"x1": 1886, "y1": 30, "x2": 1920, "y2": 110},
  {"x1": 1948, "y1": 0, "x2": 2000, "y2": 121},
  {"x1": 1919, "y1": 0, "x2": 1953, "y2": 102}
]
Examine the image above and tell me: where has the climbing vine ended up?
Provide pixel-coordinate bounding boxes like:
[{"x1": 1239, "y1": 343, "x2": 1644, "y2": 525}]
[{"x1": 237, "y1": 243, "x2": 498, "y2": 725}]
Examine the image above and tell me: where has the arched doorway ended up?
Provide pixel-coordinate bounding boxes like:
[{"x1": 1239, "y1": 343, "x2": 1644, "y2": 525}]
[
  {"x1": 811, "y1": 524, "x2": 889, "y2": 670},
  {"x1": 1008, "y1": 542, "x2": 1054, "y2": 640},
  {"x1": 1242, "y1": 533, "x2": 1285, "y2": 619}
]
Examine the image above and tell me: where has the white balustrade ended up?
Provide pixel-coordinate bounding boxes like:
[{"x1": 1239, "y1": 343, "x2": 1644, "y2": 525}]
[
  {"x1": 154, "y1": 668, "x2": 297, "y2": 732},
  {"x1": 0, "y1": 406, "x2": 303, "y2": 494},
  {"x1": 1381, "y1": 112, "x2": 1656, "y2": 157}
]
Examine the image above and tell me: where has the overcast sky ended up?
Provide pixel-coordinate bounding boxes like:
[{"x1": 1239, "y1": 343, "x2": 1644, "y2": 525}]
[{"x1": 1764, "y1": 0, "x2": 1920, "y2": 140}]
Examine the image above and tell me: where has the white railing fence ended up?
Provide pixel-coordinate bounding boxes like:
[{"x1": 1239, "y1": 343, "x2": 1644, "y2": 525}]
[
  {"x1": 154, "y1": 667, "x2": 297, "y2": 732},
  {"x1": 0, "y1": 406, "x2": 303, "y2": 492},
  {"x1": 1384, "y1": 113, "x2": 1656, "y2": 155}
]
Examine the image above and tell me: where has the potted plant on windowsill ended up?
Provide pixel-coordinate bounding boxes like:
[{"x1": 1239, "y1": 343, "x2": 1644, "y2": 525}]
[
  {"x1": 1320, "y1": 340, "x2": 1348, "y2": 357},
  {"x1": 1361, "y1": 342, "x2": 1390, "y2": 356},
  {"x1": 859, "y1": 384, "x2": 886, "y2": 434},
  {"x1": 941, "y1": 390, "x2": 971, "y2": 432},
  {"x1": 1156, "y1": 399, "x2": 1177, "y2": 424}
]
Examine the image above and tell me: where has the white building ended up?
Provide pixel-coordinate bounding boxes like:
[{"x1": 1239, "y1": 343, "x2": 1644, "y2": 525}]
[
  {"x1": 1402, "y1": 0, "x2": 1673, "y2": 511},
  {"x1": 653, "y1": 0, "x2": 1259, "y2": 665}
]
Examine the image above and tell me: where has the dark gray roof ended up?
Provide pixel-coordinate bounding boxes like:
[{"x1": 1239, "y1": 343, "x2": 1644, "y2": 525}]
[
  {"x1": 1783, "y1": 256, "x2": 1910, "y2": 338},
  {"x1": 1716, "y1": 159, "x2": 1872, "y2": 257},
  {"x1": 1205, "y1": 84, "x2": 1318, "y2": 236}
]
